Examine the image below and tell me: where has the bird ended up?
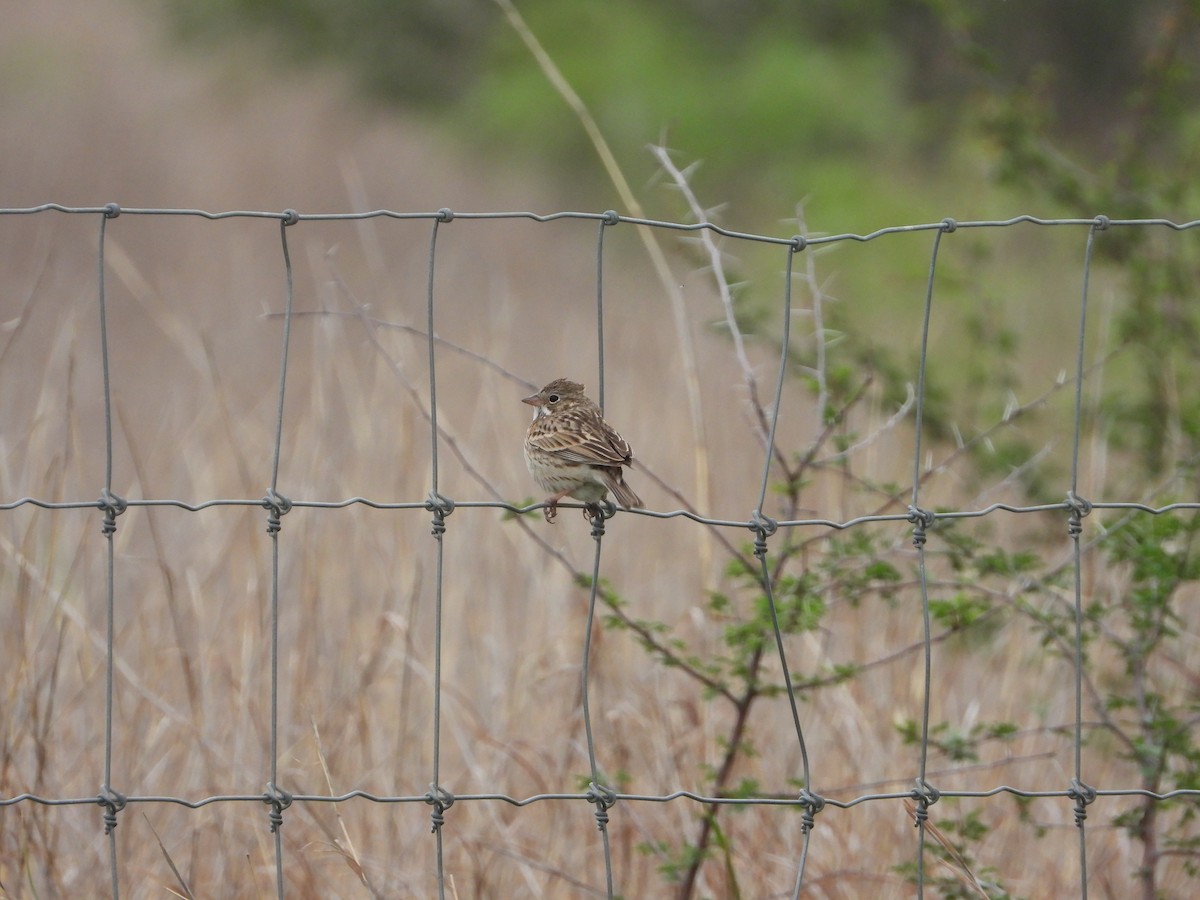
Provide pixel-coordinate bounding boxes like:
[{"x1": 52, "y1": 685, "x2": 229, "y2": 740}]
[{"x1": 522, "y1": 378, "x2": 643, "y2": 523}]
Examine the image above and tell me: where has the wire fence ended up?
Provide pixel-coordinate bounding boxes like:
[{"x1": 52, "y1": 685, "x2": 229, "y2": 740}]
[{"x1": 2, "y1": 203, "x2": 1200, "y2": 898}]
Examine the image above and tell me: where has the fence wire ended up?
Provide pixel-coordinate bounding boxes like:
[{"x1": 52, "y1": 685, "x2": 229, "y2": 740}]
[{"x1": 2, "y1": 204, "x2": 1200, "y2": 898}]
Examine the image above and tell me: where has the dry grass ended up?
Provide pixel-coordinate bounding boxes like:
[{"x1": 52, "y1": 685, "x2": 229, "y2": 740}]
[{"x1": 2, "y1": 2, "x2": 1197, "y2": 898}]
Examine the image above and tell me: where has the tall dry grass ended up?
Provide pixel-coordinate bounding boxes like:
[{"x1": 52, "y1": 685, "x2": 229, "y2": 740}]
[{"x1": 1, "y1": 1, "x2": 1194, "y2": 898}]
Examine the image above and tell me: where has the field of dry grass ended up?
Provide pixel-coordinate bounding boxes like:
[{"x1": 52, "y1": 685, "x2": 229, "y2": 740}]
[{"x1": 3, "y1": 2, "x2": 1198, "y2": 898}]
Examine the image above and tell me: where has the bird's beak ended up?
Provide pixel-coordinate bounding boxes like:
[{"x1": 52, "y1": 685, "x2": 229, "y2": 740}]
[{"x1": 522, "y1": 393, "x2": 542, "y2": 407}]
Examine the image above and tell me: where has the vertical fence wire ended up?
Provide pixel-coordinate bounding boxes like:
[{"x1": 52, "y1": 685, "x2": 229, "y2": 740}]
[
  {"x1": 907, "y1": 219, "x2": 953, "y2": 896},
  {"x1": 579, "y1": 210, "x2": 618, "y2": 897},
  {"x1": 96, "y1": 202, "x2": 124, "y2": 900},
  {"x1": 265, "y1": 209, "x2": 300, "y2": 898},
  {"x1": 581, "y1": 519, "x2": 617, "y2": 898},
  {"x1": 594, "y1": 212, "x2": 616, "y2": 413},
  {"x1": 1067, "y1": 216, "x2": 1105, "y2": 897},
  {"x1": 748, "y1": 238, "x2": 814, "y2": 898},
  {"x1": 424, "y1": 209, "x2": 455, "y2": 900}
]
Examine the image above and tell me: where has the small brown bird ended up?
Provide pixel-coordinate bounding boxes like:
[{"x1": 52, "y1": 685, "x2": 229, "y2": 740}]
[{"x1": 523, "y1": 378, "x2": 643, "y2": 522}]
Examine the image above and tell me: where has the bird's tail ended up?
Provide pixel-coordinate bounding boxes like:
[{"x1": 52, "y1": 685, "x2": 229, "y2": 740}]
[{"x1": 605, "y1": 471, "x2": 643, "y2": 509}]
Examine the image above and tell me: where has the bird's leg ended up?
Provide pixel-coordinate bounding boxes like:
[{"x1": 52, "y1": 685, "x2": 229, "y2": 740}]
[{"x1": 543, "y1": 489, "x2": 574, "y2": 523}]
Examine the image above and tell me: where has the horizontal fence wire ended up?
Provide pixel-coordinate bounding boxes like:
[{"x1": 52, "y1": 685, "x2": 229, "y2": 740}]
[{"x1": 2, "y1": 204, "x2": 1200, "y2": 898}]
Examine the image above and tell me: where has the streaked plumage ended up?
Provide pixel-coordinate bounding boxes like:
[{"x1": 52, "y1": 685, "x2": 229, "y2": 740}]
[{"x1": 523, "y1": 378, "x2": 643, "y2": 522}]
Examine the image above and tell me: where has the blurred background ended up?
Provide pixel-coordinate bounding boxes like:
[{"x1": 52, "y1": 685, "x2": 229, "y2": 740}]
[
  {"x1": 3, "y1": 0, "x2": 1200, "y2": 897},
  {"x1": 5, "y1": 0, "x2": 1198, "y2": 220}
]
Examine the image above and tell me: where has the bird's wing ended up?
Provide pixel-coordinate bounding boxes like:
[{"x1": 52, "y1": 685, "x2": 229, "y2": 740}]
[{"x1": 529, "y1": 410, "x2": 633, "y2": 467}]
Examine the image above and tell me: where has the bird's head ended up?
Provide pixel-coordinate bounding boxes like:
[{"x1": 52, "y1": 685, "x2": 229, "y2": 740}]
[{"x1": 522, "y1": 378, "x2": 591, "y2": 416}]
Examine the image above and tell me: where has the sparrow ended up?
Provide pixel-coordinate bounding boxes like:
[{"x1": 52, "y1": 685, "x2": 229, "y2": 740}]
[{"x1": 523, "y1": 378, "x2": 643, "y2": 522}]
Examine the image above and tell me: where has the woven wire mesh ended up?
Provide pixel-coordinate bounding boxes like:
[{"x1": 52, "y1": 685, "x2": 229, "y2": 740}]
[{"x1": 2, "y1": 203, "x2": 1200, "y2": 897}]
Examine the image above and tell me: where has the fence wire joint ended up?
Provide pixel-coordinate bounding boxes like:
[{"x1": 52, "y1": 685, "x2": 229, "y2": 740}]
[
  {"x1": 1065, "y1": 490, "x2": 1092, "y2": 537},
  {"x1": 1068, "y1": 778, "x2": 1097, "y2": 828},
  {"x1": 98, "y1": 785, "x2": 127, "y2": 834},
  {"x1": 426, "y1": 491, "x2": 455, "y2": 536},
  {"x1": 98, "y1": 489, "x2": 127, "y2": 535},
  {"x1": 586, "y1": 782, "x2": 617, "y2": 831},
  {"x1": 911, "y1": 779, "x2": 941, "y2": 825},
  {"x1": 425, "y1": 783, "x2": 455, "y2": 833},
  {"x1": 906, "y1": 505, "x2": 935, "y2": 547},
  {"x1": 749, "y1": 510, "x2": 778, "y2": 558},
  {"x1": 797, "y1": 788, "x2": 825, "y2": 832},
  {"x1": 263, "y1": 782, "x2": 293, "y2": 833},
  {"x1": 262, "y1": 489, "x2": 292, "y2": 534}
]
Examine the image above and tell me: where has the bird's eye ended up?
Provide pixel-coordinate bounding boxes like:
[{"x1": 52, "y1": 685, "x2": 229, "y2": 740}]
[{"x1": 548, "y1": 393, "x2": 560, "y2": 403}]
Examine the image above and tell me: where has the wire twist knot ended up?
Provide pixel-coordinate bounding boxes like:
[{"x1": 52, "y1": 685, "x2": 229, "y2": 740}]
[
  {"x1": 425, "y1": 783, "x2": 455, "y2": 833},
  {"x1": 98, "y1": 785, "x2": 127, "y2": 834},
  {"x1": 1065, "y1": 490, "x2": 1092, "y2": 537},
  {"x1": 797, "y1": 788, "x2": 825, "y2": 833},
  {"x1": 279, "y1": 208, "x2": 299, "y2": 226},
  {"x1": 749, "y1": 510, "x2": 778, "y2": 558},
  {"x1": 941, "y1": 217, "x2": 958, "y2": 233},
  {"x1": 103, "y1": 202, "x2": 121, "y2": 219},
  {"x1": 911, "y1": 779, "x2": 941, "y2": 825},
  {"x1": 790, "y1": 234, "x2": 807, "y2": 252},
  {"x1": 436, "y1": 207, "x2": 455, "y2": 223},
  {"x1": 907, "y1": 505, "x2": 935, "y2": 547},
  {"x1": 1067, "y1": 778, "x2": 1097, "y2": 828},
  {"x1": 1092, "y1": 214, "x2": 1110, "y2": 231},
  {"x1": 426, "y1": 491, "x2": 455, "y2": 536},
  {"x1": 588, "y1": 500, "x2": 617, "y2": 537},
  {"x1": 263, "y1": 782, "x2": 293, "y2": 833},
  {"x1": 601, "y1": 209, "x2": 620, "y2": 226},
  {"x1": 98, "y1": 489, "x2": 127, "y2": 535},
  {"x1": 262, "y1": 489, "x2": 292, "y2": 534},
  {"x1": 586, "y1": 782, "x2": 617, "y2": 831}
]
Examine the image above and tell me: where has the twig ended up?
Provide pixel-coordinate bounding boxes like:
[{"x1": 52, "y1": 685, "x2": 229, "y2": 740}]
[{"x1": 492, "y1": 0, "x2": 713, "y2": 572}]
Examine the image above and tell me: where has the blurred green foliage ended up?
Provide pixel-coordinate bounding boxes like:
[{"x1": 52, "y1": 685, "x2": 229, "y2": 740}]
[
  {"x1": 161, "y1": 0, "x2": 496, "y2": 105},
  {"x1": 158, "y1": 0, "x2": 1200, "y2": 215},
  {"x1": 461, "y1": 2, "x2": 912, "y2": 212}
]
